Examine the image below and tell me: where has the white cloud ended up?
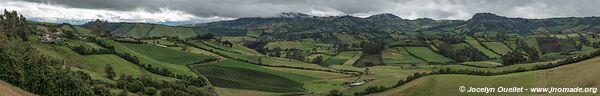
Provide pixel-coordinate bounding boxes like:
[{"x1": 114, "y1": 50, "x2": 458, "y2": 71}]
[{"x1": 0, "y1": 0, "x2": 233, "y2": 24}]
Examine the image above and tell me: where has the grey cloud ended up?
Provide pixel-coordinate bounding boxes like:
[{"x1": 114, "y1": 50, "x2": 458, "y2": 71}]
[{"x1": 16, "y1": 0, "x2": 600, "y2": 20}]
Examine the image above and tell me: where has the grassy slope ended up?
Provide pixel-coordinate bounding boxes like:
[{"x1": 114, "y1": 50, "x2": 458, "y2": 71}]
[
  {"x1": 148, "y1": 25, "x2": 197, "y2": 39},
  {"x1": 465, "y1": 36, "x2": 501, "y2": 58},
  {"x1": 123, "y1": 24, "x2": 152, "y2": 38},
  {"x1": 120, "y1": 43, "x2": 215, "y2": 65},
  {"x1": 30, "y1": 42, "x2": 177, "y2": 82},
  {"x1": 192, "y1": 59, "x2": 316, "y2": 93},
  {"x1": 107, "y1": 40, "x2": 198, "y2": 77},
  {"x1": 482, "y1": 42, "x2": 512, "y2": 55},
  {"x1": 375, "y1": 57, "x2": 600, "y2": 96},
  {"x1": 111, "y1": 23, "x2": 134, "y2": 36},
  {"x1": 324, "y1": 51, "x2": 360, "y2": 66},
  {"x1": 264, "y1": 39, "x2": 316, "y2": 50},
  {"x1": 383, "y1": 48, "x2": 425, "y2": 64},
  {"x1": 190, "y1": 40, "x2": 332, "y2": 71},
  {"x1": 404, "y1": 47, "x2": 452, "y2": 63}
]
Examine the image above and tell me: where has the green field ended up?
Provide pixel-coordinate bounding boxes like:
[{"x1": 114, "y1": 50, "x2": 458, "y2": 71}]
[
  {"x1": 264, "y1": 39, "x2": 316, "y2": 50},
  {"x1": 148, "y1": 25, "x2": 197, "y2": 39},
  {"x1": 450, "y1": 43, "x2": 470, "y2": 50},
  {"x1": 192, "y1": 59, "x2": 318, "y2": 93},
  {"x1": 220, "y1": 36, "x2": 257, "y2": 44},
  {"x1": 123, "y1": 23, "x2": 153, "y2": 38},
  {"x1": 382, "y1": 48, "x2": 425, "y2": 64},
  {"x1": 466, "y1": 36, "x2": 502, "y2": 58},
  {"x1": 404, "y1": 47, "x2": 453, "y2": 63},
  {"x1": 110, "y1": 23, "x2": 134, "y2": 36},
  {"x1": 189, "y1": 40, "x2": 334, "y2": 71},
  {"x1": 481, "y1": 42, "x2": 512, "y2": 55},
  {"x1": 30, "y1": 43, "x2": 177, "y2": 82},
  {"x1": 324, "y1": 51, "x2": 361, "y2": 66},
  {"x1": 374, "y1": 57, "x2": 600, "y2": 96},
  {"x1": 108, "y1": 40, "x2": 199, "y2": 77},
  {"x1": 335, "y1": 33, "x2": 361, "y2": 44},
  {"x1": 121, "y1": 43, "x2": 216, "y2": 65}
]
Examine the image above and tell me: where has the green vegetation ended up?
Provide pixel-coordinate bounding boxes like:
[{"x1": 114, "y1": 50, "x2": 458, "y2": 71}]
[
  {"x1": 120, "y1": 43, "x2": 215, "y2": 65},
  {"x1": 265, "y1": 39, "x2": 316, "y2": 50},
  {"x1": 324, "y1": 51, "x2": 360, "y2": 66},
  {"x1": 375, "y1": 57, "x2": 600, "y2": 96},
  {"x1": 382, "y1": 49, "x2": 425, "y2": 64},
  {"x1": 404, "y1": 47, "x2": 453, "y2": 63},
  {"x1": 466, "y1": 36, "x2": 502, "y2": 58},
  {"x1": 192, "y1": 59, "x2": 315, "y2": 92},
  {"x1": 482, "y1": 42, "x2": 512, "y2": 55}
]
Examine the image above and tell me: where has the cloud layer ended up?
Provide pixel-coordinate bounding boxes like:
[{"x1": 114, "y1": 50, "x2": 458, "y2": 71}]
[{"x1": 3, "y1": 0, "x2": 600, "y2": 24}]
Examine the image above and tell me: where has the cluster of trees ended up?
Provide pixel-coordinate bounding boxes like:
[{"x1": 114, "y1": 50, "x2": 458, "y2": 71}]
[
  {"x1": 69, "y1": 45, "x2": 114, "y2": 55},
  {"x1": 0, "y1": 10, "x2": 31, "y2": 41},
  {"x1": 502, "y1": 39, "x2": 540, "y2": 65},
  {"x1": 103, "y1": 74, "x2": 210, "y2": 96},
  {"x1": 91, "y1": 19, "x2": 112, "y2": 37},
  {"x1": 312, "y1": 55, "x2": 324, "y2": 65},
  {"x1": 436, "y1": 42, "x2": 489, "y2": 62},
  {"x1": 361, "y1": 40, "x2": 384, "y2": 55},
  {"x1": 0, "y1": 47, "x2": 97, "y2": 95}
]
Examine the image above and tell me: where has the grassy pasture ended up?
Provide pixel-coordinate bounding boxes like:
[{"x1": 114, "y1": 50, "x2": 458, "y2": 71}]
[
  {"x1": 335, "y1": 33, "x2": 361, "y2": 44},
  {"x1": 220, "y1": 36, "x2": 257, "y2": 44},
  {"x1": 189, "y1": 40, "x2": 333, "y2": 71},
  {"x1": 30, "y1": 43, "x2": 177, "y2": 82},
  {"x1": 123, "y1": 23, "x2": 153, "y2": 38},
  {"x1": 148, "y1": 25, "x2": 196, "y2": 39},
  {"x1": 107, "y1": 40, "x2": 199, "y2": 77},
  {"x1": 382, "y1": 49, "x2": 425, "y2": 64},
  {"x1": 450, "y1": 43, "x2": 470, "y2": 50},
  {"x1": 120, "y1": 43, "x2": 216, "y2": 65},
  {"x1": 265, "y1": 39, "x2": 316, "y2": 50},
  {"x1": 374, "y1": 57, "x2": 600, "y2": 96},
  {"x1": 465, "y1": 36, "x2": 502, "y2": 58},
  {"x1": 404, "y1": 47, "x2": 452, "y2": 63},
  {"x1": 324, "y1": 51, "x2": 361, "y2": 66},
  {"x1": 481, "y1": 42, "x2": 512, "y2": 55}
]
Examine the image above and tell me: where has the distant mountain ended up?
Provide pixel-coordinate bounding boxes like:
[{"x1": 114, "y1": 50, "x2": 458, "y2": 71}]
[{"x1": 81, "y1": 12, "x2": 600, "y2": 40}]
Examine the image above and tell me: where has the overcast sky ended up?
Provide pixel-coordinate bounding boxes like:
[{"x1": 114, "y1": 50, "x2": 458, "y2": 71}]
[{"x1": 1, "y1": 0, "x2": 600, "y2": 25}]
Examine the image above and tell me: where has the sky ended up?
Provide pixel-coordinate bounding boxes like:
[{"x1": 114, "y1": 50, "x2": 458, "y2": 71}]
[{"x1": 1, "y1": 0, "x2": 600, "y2": 25}]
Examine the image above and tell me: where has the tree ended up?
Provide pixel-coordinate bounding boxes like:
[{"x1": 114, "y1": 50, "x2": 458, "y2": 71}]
[
  {"x1": 126, "y1": 80, "x2": 145, "y2": 93},
  {"x1": 143, "y1": 87, "x2": 157, "y2": 96},
  {"x1": 501, "y1": 50, "x2": 528, "y2": 66},
  {"x1": 312, "y1": 55, "x2": 323, "y2": 65},
  {"x1": 197, "y1": 33, "x2": 214, "y2": 40},
  {"x1": 105, "y1": 65, "x2": 116, "y2": 80},
  {"x1": 160, "y1": 88, "x2": 177, "y2": 96},
  {"x1": 327, "y1": 89, "x2": 343, "y2": 96}
]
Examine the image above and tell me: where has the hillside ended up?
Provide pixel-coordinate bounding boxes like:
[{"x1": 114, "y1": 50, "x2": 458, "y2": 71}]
[{"x1": 374, "y1": 56, "x2": 600, "y2": 96}]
